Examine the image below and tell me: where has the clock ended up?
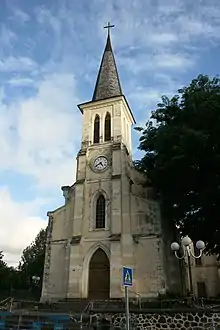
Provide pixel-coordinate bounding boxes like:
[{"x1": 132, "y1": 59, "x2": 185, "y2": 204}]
[{"x1": 92, "y1": 156, "x2": 108, "y2": 172}]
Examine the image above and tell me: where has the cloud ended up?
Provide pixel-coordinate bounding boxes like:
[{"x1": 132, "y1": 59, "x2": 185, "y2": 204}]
[
  {"x1": 0, "y1": 72, "x2": 81, "y2": 189},
  {"x1": 154, "y1": 53, "x2": 194, "y2": 70},
  {"x1": 118, "y1": 52, "x2": 193, "y2": 77},
  {"x1": 129, "y1": 87, "x2": 163, "y2": 111},
  {"x1": 101, "y1": 0, "x2": 220, "y2": 50},
  {"x1": 7, "y1": 77, "x2": 36, "y2": 87},
  {"x1": 0, "y1": 24, "x2": 17, "y2": 49},
  {"x1": 10, "y1": 7, "x2": 30, "y2": 24},
  {"x1": 0, "y1": 56, "x2": 38, "y2": 72},
  {"x1": 148, "y1": 32, "x2": 178, "y2": 45},
  {"x1": 0, "y1": 187, "x2": 47, "y2": 266}
]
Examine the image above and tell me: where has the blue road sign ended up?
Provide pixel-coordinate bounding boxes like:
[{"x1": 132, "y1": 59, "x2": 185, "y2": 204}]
[{"x1": 122, "y1": 266, "x2": 133, "y2": 287}]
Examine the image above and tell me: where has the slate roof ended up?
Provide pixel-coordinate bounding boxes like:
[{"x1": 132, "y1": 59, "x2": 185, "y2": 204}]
[{"x1": 92, "y1": 34, "x2": 122, "y2": 101}]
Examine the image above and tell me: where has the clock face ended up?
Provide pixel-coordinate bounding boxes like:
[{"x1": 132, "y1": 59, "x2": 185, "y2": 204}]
[{"x1": 93, "y1": 156, "x2": 108, "y2": 172}]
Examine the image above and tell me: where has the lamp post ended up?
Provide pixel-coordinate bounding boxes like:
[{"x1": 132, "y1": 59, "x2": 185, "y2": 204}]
[
  {"x1": 31, "y1": 276, "x2": 41, "y2": 300},
  {"x1": 171, "y1": 235, "x2": 205, "y2": 295},
  {"x1": 32, "y1": 275, "x2": 40, "y2": 286}
]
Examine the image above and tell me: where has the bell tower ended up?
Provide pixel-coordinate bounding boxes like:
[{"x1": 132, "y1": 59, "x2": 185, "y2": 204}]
[
  {"x1": 67, "y1": 23, "x2": 136, "y2": 298},
  {"x1": 77, "y1": 23, "x2": 135, "y2": 156}
]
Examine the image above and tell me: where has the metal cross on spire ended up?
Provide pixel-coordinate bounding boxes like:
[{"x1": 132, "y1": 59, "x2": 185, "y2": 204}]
[{"x1": 104, "y1": 22, "x2": 114, "y2": 36}]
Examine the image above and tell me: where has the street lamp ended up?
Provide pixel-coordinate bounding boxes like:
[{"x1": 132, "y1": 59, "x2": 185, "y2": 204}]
[
  {"x1": 32, "y1": 276, "x2": 40, "y2": 285},
  {"x1": 171, "y1": 235, "x2": 205, "y2": 295}
]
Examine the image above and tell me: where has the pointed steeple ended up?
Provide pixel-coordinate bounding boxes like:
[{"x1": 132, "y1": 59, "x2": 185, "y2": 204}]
[{"x1": 92, "y1": 23, "x2": 122, "y2": 101}]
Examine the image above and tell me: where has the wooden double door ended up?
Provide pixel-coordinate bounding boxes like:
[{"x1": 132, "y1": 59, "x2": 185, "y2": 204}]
[{"x1": 88, "y1": 248, "x2": 110, "y2": 299}]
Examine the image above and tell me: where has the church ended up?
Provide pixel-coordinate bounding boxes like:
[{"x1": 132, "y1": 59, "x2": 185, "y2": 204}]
[{"x1": 40, "y1": 25, "x2": 181, "y2": 302}]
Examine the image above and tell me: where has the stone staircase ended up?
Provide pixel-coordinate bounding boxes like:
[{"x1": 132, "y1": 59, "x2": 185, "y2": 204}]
[
  {"x1": 55, "y1": 298, "x2": 134, "y2": 313},
  {"x1": 0, "y1": 298, "x2": 90, "y2": 329},
  {"x1": 54, "y1": 298, "x2": 92, "y2": 313},
  {"x1": 35, "y1": 298, "x2": 128, "y2": 313},
  {"x1": 8, "y1": 297, "x2": 142, "y2": 315},
  {"x1": 0, "y1": 297, "x2": 139, "y2": 329}
]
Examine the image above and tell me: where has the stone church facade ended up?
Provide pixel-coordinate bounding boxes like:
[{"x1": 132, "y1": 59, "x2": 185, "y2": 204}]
[{"x1": 40, "y1": 30, "x2": 183, "y2": 302}]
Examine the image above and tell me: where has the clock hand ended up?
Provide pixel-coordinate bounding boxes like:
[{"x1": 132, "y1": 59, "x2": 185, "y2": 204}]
[{"x1": 95, "y1": 162, "x2": 102, "y2": 167}]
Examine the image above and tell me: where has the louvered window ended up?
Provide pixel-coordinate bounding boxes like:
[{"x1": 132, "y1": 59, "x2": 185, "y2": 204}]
[
  {"x1": 104, "y1": 112, "x2": 111, "y2": 141},
  {"x1": 94, "y1": 115, "x2": 100, "y2": 143}
]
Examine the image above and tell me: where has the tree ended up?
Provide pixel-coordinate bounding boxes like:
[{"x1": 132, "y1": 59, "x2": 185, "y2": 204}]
[
  {"x1": 19, "y1": 228, "x2": 47, "y2": 289},
  {"x1": 134, "y1": 75, "x2": 220, "y2": 258},
  {"x1": 0, "y1": 252, "x2": 7, "y2": 284},
  {"x1": 0, "y1": 230, "x2": 47, "y2": 299},
  {"x1": 0, "y1": 251, "x2": 6, "y2": 267},
  {"x1": 0, "y1": 251, "x2": 11, "y2": 292}
]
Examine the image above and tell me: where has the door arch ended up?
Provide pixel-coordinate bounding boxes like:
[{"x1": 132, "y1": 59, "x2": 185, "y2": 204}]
[{"x1": 88, "y1": 248, "x2": 110, "y2": 299}]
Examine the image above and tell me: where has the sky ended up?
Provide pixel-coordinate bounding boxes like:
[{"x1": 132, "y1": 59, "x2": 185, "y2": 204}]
[{"x1": 0, "y1": 0, "x2": 219, "y2": 266}]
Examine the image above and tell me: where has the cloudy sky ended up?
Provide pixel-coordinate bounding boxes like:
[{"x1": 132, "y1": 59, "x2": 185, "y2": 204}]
[{"x1": 0, "y1": 0, "x2": 219, "y2": 266}]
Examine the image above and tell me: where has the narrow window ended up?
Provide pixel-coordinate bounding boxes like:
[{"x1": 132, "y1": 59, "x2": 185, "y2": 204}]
[
  {"x1": 93, "y1": 115, "x2": 100, "y2": 143},
  {"x1": 104, "y1": 112, "x2": 111, "y2": 142},
  {"x1": 96, "y1": 195, "x2": 105, "y2": 229}
]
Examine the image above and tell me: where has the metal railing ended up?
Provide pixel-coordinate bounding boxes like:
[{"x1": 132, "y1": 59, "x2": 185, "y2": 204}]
[
  {"x1": 130, "y1": 291, "x2": 142, "y2": 309},
  {"x1": 79, "y1": 301, "x2": 93, "y2": 330},
  {"x1": 0, "y1": 297, "x2": 14, "y2": 311},
  {"x1": 0, "y1": 297, "x2": 11, "y2": 307}
]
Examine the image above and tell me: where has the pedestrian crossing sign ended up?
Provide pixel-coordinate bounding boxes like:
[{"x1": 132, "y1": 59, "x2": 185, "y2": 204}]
[{"x1": 122, "y1": 266, "x2": 133, "y2": 287}]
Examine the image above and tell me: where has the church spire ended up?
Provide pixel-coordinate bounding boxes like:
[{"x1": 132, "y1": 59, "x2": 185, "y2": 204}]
[{"x1": 92, "y1": 22, "x2": 122, "y2": 102}]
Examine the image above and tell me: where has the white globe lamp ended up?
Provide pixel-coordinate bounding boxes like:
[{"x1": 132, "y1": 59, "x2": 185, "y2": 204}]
[
  {"x1": 171, "y1": 242, "x2": 180, "y2": 251},
  {"x1": 182, "y1": 235, "x2": 192, "y2": 246},
  {"x1": 196, "y1": 240, "x2": 205, "y2": 250}
]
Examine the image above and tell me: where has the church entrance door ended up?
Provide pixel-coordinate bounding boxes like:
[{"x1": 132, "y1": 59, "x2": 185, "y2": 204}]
[{"x1": 88, "y1": 248, "x2": 110, "y2": 299}]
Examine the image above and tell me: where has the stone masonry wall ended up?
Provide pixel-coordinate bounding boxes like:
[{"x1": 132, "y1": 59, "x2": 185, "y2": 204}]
[{"x1": 92, "y1": 310, "x2": 220, "y2": 330}]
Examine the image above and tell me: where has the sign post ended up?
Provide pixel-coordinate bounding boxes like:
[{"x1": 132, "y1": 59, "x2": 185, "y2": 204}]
[{"x1": 122, "y1": 266, "x2": 133, "y2": 330}]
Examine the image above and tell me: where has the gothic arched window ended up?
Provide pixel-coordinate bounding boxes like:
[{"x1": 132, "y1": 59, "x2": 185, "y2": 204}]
[
  {"x1": 104, "y1": 112, "x2": 111, "y2": 142},
  {"x1": 95, "y1": 195, "x2": 105, "y2": 229},
  {"x1": 93, "y1": 115, "x2": 100, "y2": 143}
]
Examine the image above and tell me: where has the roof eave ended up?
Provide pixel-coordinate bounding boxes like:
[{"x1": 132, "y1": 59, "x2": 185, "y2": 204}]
[{"x1": 77, "y1": 95, "x2": 136, "y2": 124}]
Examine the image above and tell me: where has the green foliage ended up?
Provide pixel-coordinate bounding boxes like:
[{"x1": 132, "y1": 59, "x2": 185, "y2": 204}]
[
  {"x1": 19, "y1": 228, "x2": 47, "y2": 287},
  {"x1": 0, "y1": 251, "x2": 6, "y2": 266},
  {"x1": 0, "y1": 251, "x2": 10, "y2": 290},
  {"x1": 0, "y1": 228, "x2": 46, "y2": 298},
  {"x1": 135, "y1": 74, "x2": 220, "y2": 257}
]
